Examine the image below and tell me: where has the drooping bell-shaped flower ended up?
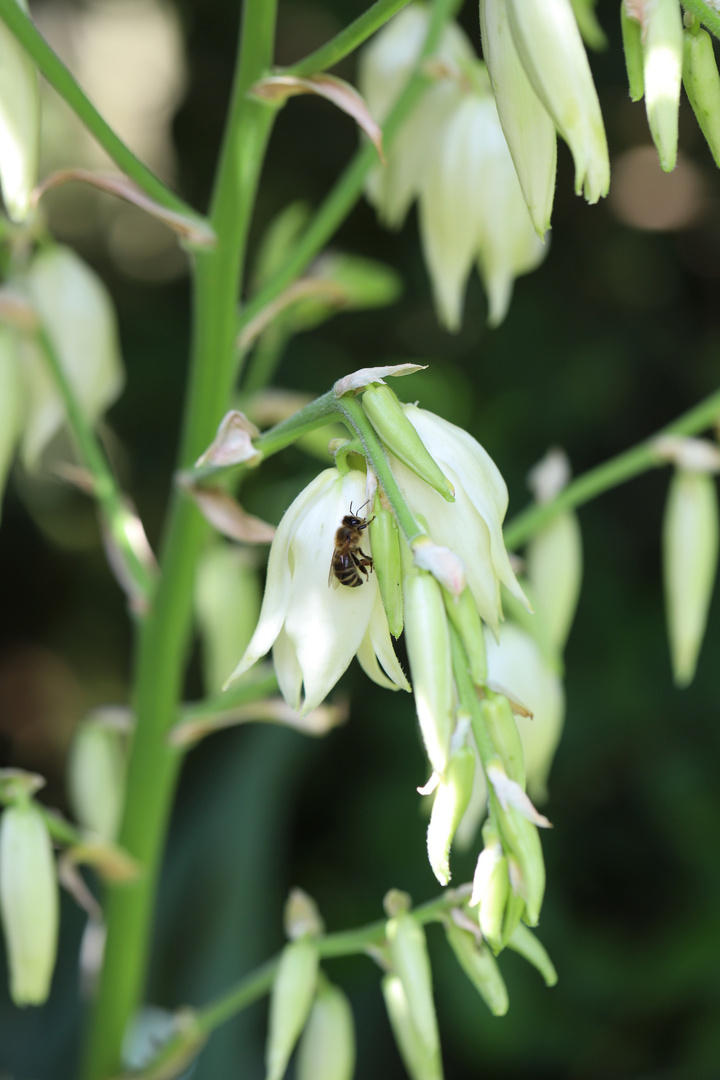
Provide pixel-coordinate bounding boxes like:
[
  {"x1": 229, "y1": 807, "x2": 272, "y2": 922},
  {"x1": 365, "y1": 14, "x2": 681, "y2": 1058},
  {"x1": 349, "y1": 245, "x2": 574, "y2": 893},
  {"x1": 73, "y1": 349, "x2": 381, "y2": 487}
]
[
  {"x1": 0, "y1": 0, "x2": 40, "y2": 222},
  {"x1": 418, "y1": 63, "x2": 546, "y2": 329},
  {"x1": 387, "y1": 404, "x2": 529, "y2": 635},
  {"x1": 225, "y1": 468, "x2": 409, "y2": 712}
]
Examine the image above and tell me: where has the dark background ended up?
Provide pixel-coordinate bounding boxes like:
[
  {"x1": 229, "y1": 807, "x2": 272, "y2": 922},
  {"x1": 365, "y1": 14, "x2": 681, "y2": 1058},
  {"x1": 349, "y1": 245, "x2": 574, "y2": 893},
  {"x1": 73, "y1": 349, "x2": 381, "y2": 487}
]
[{"x1": 1, "y1": 1, "x2": 720, "y2": 1078}]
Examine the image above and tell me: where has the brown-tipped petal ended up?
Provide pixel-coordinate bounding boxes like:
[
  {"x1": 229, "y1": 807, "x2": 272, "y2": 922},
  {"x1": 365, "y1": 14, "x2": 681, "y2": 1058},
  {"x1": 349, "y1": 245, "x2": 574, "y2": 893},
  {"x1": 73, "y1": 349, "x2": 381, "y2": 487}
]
[
  {"x1": 194, "y1": 410, "x2": 262, "y2": 469},
  {"x1": 180, "y1": 483, "x2": 276, "y2": 543}
]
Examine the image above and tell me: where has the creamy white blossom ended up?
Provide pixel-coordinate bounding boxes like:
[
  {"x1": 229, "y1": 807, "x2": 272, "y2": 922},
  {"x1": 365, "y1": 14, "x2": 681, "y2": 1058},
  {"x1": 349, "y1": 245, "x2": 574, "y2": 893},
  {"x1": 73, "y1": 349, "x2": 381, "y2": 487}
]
[{"x1": 225, "y1": 468, "x2": 409, "y2": 712}]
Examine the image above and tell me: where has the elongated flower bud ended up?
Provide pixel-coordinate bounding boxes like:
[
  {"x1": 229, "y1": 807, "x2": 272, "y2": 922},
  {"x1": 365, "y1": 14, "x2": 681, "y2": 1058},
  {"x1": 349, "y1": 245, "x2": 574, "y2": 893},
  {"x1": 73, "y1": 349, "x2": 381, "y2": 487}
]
[
  {"x1": 427, "y1": 744, "x2": 476, "y2": 885},
  {"x1": 403, "y1": 569, "x2": 453, "y2": 774},
  {"x1": 381, "y1": 973, "x2": 444, "y2": 1080},
  {"x1": 443, "y1": 919, "x2": 508, "y2": 1016},
  {"x1": 479, "y1": 0, "x2": 557, "y2": 235},
  {"x1": 296, "y1": 980, "x2": 355, "y2": 1080},
  {"x1": 265, "y1": 938, "x2": 319, "y2": 1080},
  {"x1": 0, "y1": 801, "x2": 59, "y2": 1005},
  {"x1": 506, "y1": 0, "x2": 609, "y2": 203},
  {"x1": 526, "y1": 510, "x2": 582, "y2": 653},
  {"x1": 639, "y1": 0, "x2": 684, "y2": 172},
  {"x1": 67, "y1": 718, "x2": 127, "y2": 841},
  {"x1": 662, "y1": 468, "x2": 719, "y2": 687},
  {"x1": 481, "y1": 696, "x2": 525, "y2": 786},
  {"x1": 195, "y1": 543, "x2": 262, "y2": 693},
  {"x1": 0, "y1": 326, "x2": 24, "y2": 521},
  {"x1": 507, "y1": 923, "x2": 558, "y2": 986},
  {"x1": 369, "y1": 503, "x2": 403, "y2": 638},
  {"x1": 386, "y1": 912, "x2": 440, "y2": 1062},
  {"x1": 621, "y1": 1, "x2": 645, "y2": 101},
  {"x1": 683, "y1": 26, "x2": 720, "y2": 169},
  {"x1": 495, "y1": 800, "x2": 546, "y2": 927},
  {"x1": 0, "y1": 0, "x2": 39, "y2": 221},
  {"x1": 444, "y1": 587, "x2": 487, "y2": 686},
  {"x1": 469, "y1": 827, "x2": 523, "y2": 951},
  {"x1": 363, "y1": 385, "x2": 454, "y2": 501}
]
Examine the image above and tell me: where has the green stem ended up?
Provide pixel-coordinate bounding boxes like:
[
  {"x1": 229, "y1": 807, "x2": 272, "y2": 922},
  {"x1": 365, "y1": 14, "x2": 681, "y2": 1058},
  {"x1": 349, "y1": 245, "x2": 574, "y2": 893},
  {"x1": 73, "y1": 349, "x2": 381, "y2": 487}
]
[
  {"x1": 237, "y1": 0, "x2": 459, "y2": 353},
  {"x1": 504, "y1": 387, "x2": 720, "y2": 550},
  {"x1": 81, "y1": 1, "x2": 279, "y2": 1075},
  {"x1": 36, "y1": 325, "x2": 153, "y2": 604},
  {"x1": 285, "y1": 0, "x2": 413, "y2": 77},
  {"x1": 683, "y1": 0, "x2": 720, "y2": 39},
  {"x1": 253, "y1": 390, "x2": 343, "y2": 456},
  {"x1": 0, "y1": 0, "x2": 204, "y2": 224}
]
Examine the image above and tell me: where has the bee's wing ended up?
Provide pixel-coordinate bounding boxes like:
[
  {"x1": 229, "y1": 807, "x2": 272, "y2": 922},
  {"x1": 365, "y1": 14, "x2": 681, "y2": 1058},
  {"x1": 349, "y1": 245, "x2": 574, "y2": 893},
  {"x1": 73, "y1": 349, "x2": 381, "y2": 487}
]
[{"x1": 328, "y1": 560, "x2": 341, "y2": 588}]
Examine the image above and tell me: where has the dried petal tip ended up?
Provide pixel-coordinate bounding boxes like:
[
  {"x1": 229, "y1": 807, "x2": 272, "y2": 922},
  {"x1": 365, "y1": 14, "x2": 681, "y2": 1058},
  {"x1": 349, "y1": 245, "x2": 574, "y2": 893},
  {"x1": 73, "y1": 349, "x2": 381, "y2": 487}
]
[{"x1": 333, "y1": 363, "x2": 426, "y2": 397}]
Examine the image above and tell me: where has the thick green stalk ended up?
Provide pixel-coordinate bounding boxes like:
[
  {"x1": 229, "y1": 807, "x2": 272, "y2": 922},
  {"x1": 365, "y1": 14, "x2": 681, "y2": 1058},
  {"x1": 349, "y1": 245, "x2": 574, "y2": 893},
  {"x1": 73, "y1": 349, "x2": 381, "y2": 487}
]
[
  {"x1": 504, "y1": 386, "x2": 720, "y2": 550},
  {"x1": 0, "y1": 0, "x2": 203, "y2": 223},
  {"x1": 80, "y1": 1, "x2": 279, "y2": 1076},
  {"x1": 683, "y1": 0, "x2": 720, "y2": 39}
]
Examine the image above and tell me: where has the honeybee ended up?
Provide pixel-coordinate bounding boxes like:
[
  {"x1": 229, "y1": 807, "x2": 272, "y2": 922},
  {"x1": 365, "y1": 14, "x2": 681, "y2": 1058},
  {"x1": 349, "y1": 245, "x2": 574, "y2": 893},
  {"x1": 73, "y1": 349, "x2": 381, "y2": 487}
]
[{"x1": 329, "y1": 502, "x2": 375, "y2": 588}]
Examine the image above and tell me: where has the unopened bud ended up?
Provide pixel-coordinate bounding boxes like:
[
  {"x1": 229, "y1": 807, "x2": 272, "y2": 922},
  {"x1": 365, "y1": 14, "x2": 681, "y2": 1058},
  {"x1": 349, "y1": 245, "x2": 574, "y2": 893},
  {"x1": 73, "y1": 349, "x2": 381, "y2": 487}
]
[
  {"x1": 296, "y1": 979, "x2": 355, "y2": 1080},
  {"x1": 638, "y1": 0, "x2": 684, "y2": 171},
  {"x1": 507, "y1": 922, "x2": 558, "y2": 986},
  {"x1": 362, "y1": 384, "x2": 454, "y2": 501},
  {"x1": 0, "y1": 800, "x2": 59, "y2": 1005},
  {"x1": 526, "y1": 510, "x2": 582, "y2": 653},
  {"x1": 443, "y1": 917, "x2": 509, "y2": 1016},
  {"x1": 0, "y1": 326, "x2": 24, "y2": 520},
  {"x1": 663, "y1": 468, "x2": 719, "y2": 686},
  {"x1": 683, "y1": 26, "x2": 720, "y2": 169},
  {"x1": 195, "y1": 543, "x2": 262, "y2": 693},
  {"x1": 469, "y1": 827, "x2": 522, "y2": 952},
  {"x1": 265, "y1": 938, "x2": 319, "y2": 1080},
  {"x1": 381, "y1": 973, "x2": 443, "y2": 1080},
  {"x1": 386, "y1": 912, "x2": 440, "y2": 1062},
  {"x1": 621, "y1": 0, "x2": 645, "y2": 101},
  {"x1": 284, "y1": 887, "x2": 324, "y2": 940},
  {"x1": 427, "y1": 745, "x2": 476, "y2": 886},
  {"x1": 444, "y1": 587, "x2": 487, "y2": 686},
  {"x1": 493, "y1": 797, "x2": 546, "y2": 927},
  {"x1": 67, "y1": 719, "x2": 126, "y2": 842},
  {"x1": 481, "y1": 695, "x2": 525, "y2": 786},
  {"x1": 403, "y1": 569, "x2": 453, "y2": 774},
  {"x1": 369, "y1": 503, "x2": 403, "y2": 637},
  {"x1": 0, "y1": 0, "x2": 39, "y2": 221}
]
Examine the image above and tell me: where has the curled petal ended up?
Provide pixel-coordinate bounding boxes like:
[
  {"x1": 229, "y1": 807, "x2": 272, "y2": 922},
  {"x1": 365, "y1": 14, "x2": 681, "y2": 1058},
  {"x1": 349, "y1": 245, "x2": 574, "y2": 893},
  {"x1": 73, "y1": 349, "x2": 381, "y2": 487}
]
[{"x1": 333, "y1": 364, "x2": 426, "y2": 397}]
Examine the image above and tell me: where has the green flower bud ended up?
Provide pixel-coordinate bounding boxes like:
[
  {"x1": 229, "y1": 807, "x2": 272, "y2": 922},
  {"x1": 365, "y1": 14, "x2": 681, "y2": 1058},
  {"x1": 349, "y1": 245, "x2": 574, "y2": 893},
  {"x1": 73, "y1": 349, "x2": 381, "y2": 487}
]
[
  {"x1": 296, "y1": 979, "x2": 355, "y2": 1080},
  {"x1": 427, "y1": 744, "x2": 476, "y2": 886},
  {"x1": 443, "y1": 918, "x2": 508, "y2": 1016},
  {"x1": 570, "y1": 0, "x2": 608, "y2": 51},
  {"x1": 195, "y1": 543, "x2": 262, "y2": 693},
  {"x1": 362, "y1": 384, "x2": 454, "y2": 502},
  {"x1": 683, "y1": 26, "x2": 720, "y2": 169},
  {"x1": 0, "y1": 0, "x2": 39, "y2": 222},
  {"x1": 443, "y1": 587, "x2": 487, "y2": 686},
  {"x1": 381, "y1": 973, "x2": 444, "y2": 1080},
  {"x1": 621, "y1": 0, "x2": 645, "y2": 101},
  {"x1": 67, "y1": 717, "x2": 127, "y2": 841},
  {"x1": 0, "y1": 800, "x2": 59, "y2": 1005},
  {"x1": 506, "y1": 923, "x2": 558, "y2": 987},
  {"x1": 265, "y1": 937, "x2": 319, "y2": 1080},
  {"x1": 638, "y1": 0, "x2": 684, "y2": 171},
  {"x1": 369, "y1": 502, "x2": 403, "y2": 638},
  {"x1": 481, "y1": 696, "x2": 525, "y2": 787},
  {"x1": 386, "y1": 912, "x2": 440, "y2": 1062},
  {"x1": 526, "y1": 511, "x2": 582, "y2": 654},
  {"x1": 403, "y1": 569, "x2": 453, "y2": 775},
  {"x1": 663, "y1": 468, "x2": 719, "y2": 687},
  {"x1": 495, "y1": 801, "x2": 546, "y2": 927},
  {"x1": 469, "y1": 826, "x2": 523, "y2": 952},
  {"x1": 0, "y1": 325, "x2": 24, "y2": 522}
]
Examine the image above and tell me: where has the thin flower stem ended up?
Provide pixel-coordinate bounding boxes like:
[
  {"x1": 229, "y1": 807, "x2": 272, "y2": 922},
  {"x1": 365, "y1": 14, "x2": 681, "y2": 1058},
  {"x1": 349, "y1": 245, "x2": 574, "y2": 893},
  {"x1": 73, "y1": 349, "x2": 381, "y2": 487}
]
[
  {"x1": 35, "y1": 325, "x2": 154, "y2": 603},
  {"x1": 253, "y1": 390, "x2": 343, "y2": 456},
  {"x1": 0, "y1": 0, "x2": 205, "y2": 226},
  {"x1": 504, "y1": 386, "x2": 720, "y2": 550},
  {"x1": 284, "y1": 0, "x2": 413, "y2": 77},
  {"x1": 683, "y1": 0, "x2": 720, "y2": 39},
  {"x1": 449, "y1": 624, "x2": 495, "y2": 769}
]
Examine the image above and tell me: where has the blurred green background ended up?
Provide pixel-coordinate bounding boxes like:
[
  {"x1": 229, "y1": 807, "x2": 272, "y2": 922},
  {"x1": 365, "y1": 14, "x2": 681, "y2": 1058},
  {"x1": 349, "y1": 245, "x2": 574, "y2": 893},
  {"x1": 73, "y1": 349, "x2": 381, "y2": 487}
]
[{"x1": 2, "y1": 1, "x2": 720, "y2": 1078}]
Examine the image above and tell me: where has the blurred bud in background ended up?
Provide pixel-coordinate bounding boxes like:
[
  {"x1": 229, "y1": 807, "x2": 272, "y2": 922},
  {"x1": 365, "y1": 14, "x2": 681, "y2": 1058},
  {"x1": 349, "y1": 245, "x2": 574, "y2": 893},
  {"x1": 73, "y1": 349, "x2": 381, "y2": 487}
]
[{"x1": 0, "y1": 0, "x2": 40, "y2": 222}]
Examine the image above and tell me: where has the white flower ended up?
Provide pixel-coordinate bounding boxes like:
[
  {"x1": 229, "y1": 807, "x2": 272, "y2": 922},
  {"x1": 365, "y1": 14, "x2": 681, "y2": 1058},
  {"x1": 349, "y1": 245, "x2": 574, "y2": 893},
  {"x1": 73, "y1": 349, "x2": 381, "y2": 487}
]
[
  {"x1": 389, "y1": 405, "x2": 528, "y2": 635},
  {"x1": 225, "y1": 468, "x2": 409, "y2": 712}
]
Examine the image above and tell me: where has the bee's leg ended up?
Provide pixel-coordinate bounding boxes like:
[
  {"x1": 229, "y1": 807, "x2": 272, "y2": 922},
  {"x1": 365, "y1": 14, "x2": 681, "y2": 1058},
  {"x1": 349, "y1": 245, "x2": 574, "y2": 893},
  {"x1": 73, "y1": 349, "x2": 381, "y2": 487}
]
[{"x1": 355, "y1": 549, "x2": 374, "y2": 577}]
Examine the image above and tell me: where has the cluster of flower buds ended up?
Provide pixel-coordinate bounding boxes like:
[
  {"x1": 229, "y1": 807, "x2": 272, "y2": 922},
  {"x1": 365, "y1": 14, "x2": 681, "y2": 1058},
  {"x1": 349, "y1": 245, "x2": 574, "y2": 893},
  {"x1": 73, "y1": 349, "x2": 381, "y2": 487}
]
[
  {"x1": 226, "y1": 368, "x2": 564, "y2": 949},
  {"x1": 358, "y1": 0, "x2": 612, "y2": 328},
  {"x1": 0, "y1": 243, "x2": 125, "y2": 516}
]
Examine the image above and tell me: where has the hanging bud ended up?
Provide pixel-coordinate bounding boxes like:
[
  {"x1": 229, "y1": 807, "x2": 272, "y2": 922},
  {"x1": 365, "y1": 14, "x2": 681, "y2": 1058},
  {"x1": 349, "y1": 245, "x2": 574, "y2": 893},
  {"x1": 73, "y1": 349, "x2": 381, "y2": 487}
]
[
  {"x1": 20, "y1": 245, "x2": 125, "y2": 468},
  {"x1": 0, "y1": 326, "x2": 24, "y2": 522},
  {"x1": 362, "y1": 384, "x2": 454, "y2": 501},
  {"x1": 570, "y1": 0, "x2": 608, "y2": 51},
  {"x1": 662, "y1": 467, "x2": 719, "y2": 687},
  {"x1": 0, "y1": 0, "x2": 40, "y2": 222},
  {"x1": 481, "y1": 695, "x2": 525, "y2": 787},
  {"x1": 526, "y1": 511, "x2": 583, "y2": 654},
  {"x1": 469, "y1": 825, "x2": 522, "y2": 952},
  {"x1": 66, "y1": 717, "x2": 127, "y2": 841},
  {"x1": 296, "y1": 979, "x2": 355, "y2": 1080},
  {"x1": 492, "y1": 791, "x2": 546, "y2": 927},
  {"x1": 427, "y1": 743, "x2": 476, "y2": 886},
  {"x1": 403, "y1": 568, "x2": 454, "y2": 775},
  {"x1": 0, "y1": 800, "x2": 59, "y2": 1005},
  {"x1": 369, "y1": 501, "x2": 403, "y2": 637},
  {"x1": 683, "y1": 26, "x2": 720, "y2": 169},
  {"x1": 443, "y1": 917, "x2": 509, "y2": 1016},
  {"x1": 386, "y1": 911, "x2": 441, "y2": 1063},
  {"x1": 265, "y1": 937, "x2": 319, "y2": 1080},
  {"x1": 382, "y1": 973, "x2": 444, "y2": 1080},
  {"x1": 443, "y1": 586, "x2": 487, "y2": 686},
  {"x1": 479, "y1": 0, "x2": 557, "y2": 235},
  {"x1": 195, "y1": 543, "x2": 262, "y2": 693},
  {"x1": 506, "y1": 923, "x2": 558, "y2": 986},
  {"x1": 505, "y1": 0, "x2": 609, "y2": 203},
  {"x1": 635, "y1": 0, "x2": 684, "y2": 171},
  {"x1": 621, "y1": 1, "x2": 645, "y2": 101}
]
